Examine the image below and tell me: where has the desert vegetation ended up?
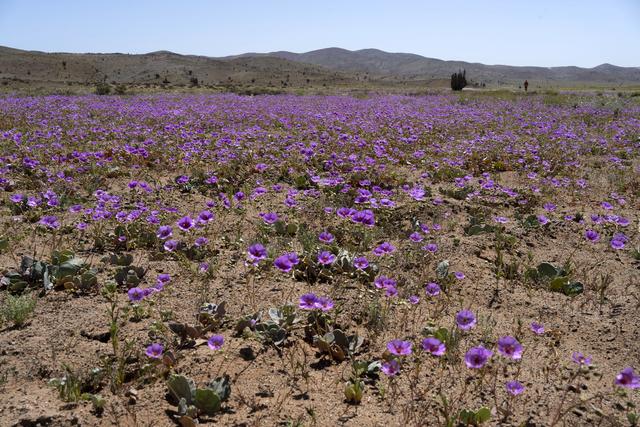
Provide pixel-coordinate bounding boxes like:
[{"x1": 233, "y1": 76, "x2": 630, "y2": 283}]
[{"x1": 0, "y1": 92, "x2": 638, "y2": 426}]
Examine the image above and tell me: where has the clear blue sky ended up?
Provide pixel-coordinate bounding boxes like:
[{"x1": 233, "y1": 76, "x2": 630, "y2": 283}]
[{"x1": 1, "y1": 0, "x2": 639, "y2": 67}]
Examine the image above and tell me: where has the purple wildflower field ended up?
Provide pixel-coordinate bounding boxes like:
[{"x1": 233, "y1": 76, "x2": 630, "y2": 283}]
[{"x1": 0, "y1": 92, "x2": 639, "y2": 425}]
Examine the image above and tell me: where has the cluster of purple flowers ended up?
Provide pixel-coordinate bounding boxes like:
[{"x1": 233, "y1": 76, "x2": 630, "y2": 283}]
[
  {"x1": 298, "y1": 293, "x2": 334, "y2": 311},
  {"x1": 128, "y1": 274, "x2": 171, "y2": 302},
  {"x1": 273, "y1": 252, "x2": 300, "y2": 272},
  {"x1": 374, "y1": 275, "x2": 398, "y2": 297}
]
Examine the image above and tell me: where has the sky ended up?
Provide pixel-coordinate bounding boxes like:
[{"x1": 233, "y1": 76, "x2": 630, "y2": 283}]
[{"x1": 1, "y1": 0, "x2": 639, "y2": 67}]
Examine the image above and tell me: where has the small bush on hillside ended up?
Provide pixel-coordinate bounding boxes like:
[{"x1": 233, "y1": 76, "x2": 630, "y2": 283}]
[{"x1": 95, "y1": 83, "x2": 111, "y2": 95}]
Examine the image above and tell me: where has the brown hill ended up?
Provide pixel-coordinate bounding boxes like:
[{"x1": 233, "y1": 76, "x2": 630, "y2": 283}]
[{"x1": 0, "y1": 46, "x2": 354, "y2": 90}]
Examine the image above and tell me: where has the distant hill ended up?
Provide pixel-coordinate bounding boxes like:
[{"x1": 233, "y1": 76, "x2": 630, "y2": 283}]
[
  {"x1": 227, "y1": 47, "x2": 640, "y2": 85},
  {"x1": 1, "y1": 45, "x2": 639, "y2": 92},
  {"x1": 0, "y1": 46, "x2": 353, "y2": 90}
]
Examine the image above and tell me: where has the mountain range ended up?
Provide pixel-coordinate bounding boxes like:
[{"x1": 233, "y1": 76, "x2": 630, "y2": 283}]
[{"x1": 1, "y1": 45, "x2": 638, "y2": 92}]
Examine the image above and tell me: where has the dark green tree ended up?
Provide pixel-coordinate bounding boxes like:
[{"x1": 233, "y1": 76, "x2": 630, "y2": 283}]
[{"x1": 451, "y1": 69, "x2": 468, "y2": 91}]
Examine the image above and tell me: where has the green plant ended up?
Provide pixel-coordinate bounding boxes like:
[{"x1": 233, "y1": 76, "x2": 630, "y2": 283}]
[
  {"x1": 167, "y1": 374, "x2": 231, "y2": 421},
  {"x1": 314, "y1": 329, "x2": 364, "y2": 361},
  {"x1": 101, "y1": 281, "x2": 135, "y2": 392},
  {"x1": 525, "y1": 262, "x2": 584, "y2": 296},
  {"x1": 0, "y1": 293, "x2": 36, "y2": 327},
  {"x1": 95, "y1": 83, "x2": 111, "y2": 95},
  {"x1": 451, "y1": 69, "x2": 468, "y2": 91},
  {"x1": 0, "y1": 251, "x2": 97, "y2": 294},
  {"x1": 48, "y1": 365, "x2": 105, "y2": 413},
  {"x1": 458, "y1": 407, "x2": 492, "y2": 425},
  {"x1": 343, "y1": 360, "x2": 380, "y2": 405},
  {"x1": 236, "y1": 305, "x2": 299, "y2": 347},
  {"x1": 112, "y1": 253, "x2": 146, "y2": 288},
  {"x1": 344, "y1": 379, "x2": 364, "y2": 404}
]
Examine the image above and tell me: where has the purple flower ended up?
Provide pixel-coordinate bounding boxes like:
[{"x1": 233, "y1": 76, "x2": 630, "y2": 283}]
[
  {"x1": 381, "y1": 359, "x2": 400, "y2": 376},
  {"x1": 615, "y1": 367, "x2": 640, "y2": 389},
  {"x1": 287, "y1": 252, "x2": 300, "y2": 265},
  {"x1": 248, "y1": 243, "x2": 267, "y2": 261},
  {"x1": 274, "y1": 254, "x2": 293, "y2": 272},
  {"x1": 163, "y1": 239, "x2": 178, "y2": 252},
  {"x1": 157, "y1": 225, "x2": 173, "y2": 240},
  {"x1": 69, "y1": 204, "x2": 83, "y2": 213},
  {"x1": 530, "y1": 322, "x2": 544, "y2": 335},
  {"x1": 409, "y1": 232, "x2": 423, "y2": 242},
  {"x1": 157, "y1": 273, "x2": 171, "y2": 284},
  {"x1": 207, "y1": 335, "x2": 224, "y2": 351},
  {"x1": 384, "y1": 286, "x2": 398, "y2": 298},
  {"x1": 198, "y1": 262, "x2": 209, "y2": 273},
  {"x1": 10, "y1": 194, "x2": 24, "y2": 203},
  {"x1": 497, "y1": 336, "x2": 523, "y2": 360},
  {"x1": 408, "y1": 295, "x2": 420, "y2": 304},
  {"x1": 145, "y1": 343, "x2": 164, "y2": 359},
  {"x1": 537, "y1": 215, "x2": 549, "y2": 225},
  {"x1": 572, "y1": 352, "x2": 592, "y2": 366},
  {"x1": 351, "y1": 209, "x2": 375, "y2": 227},
  {"x1": 423, "y1": 243, "x2": 438, "y2": 253},
  {"x1": 316, "y1": 296, "x2": 334, "y2": 312},
  {"x1": 299, "y1": 293, "x2": 319, "y2": 310},
  {"x1": 543, "y1": 202, "x2": 556, "y2": 212},
  {"x1": 456, "y1": 310, "x2": 477, "y2": 330},
  {"x1": 617, "y1": 217, "x2": 630, "y2": 227},
  {"x1": 425, "y1": 282, "x2": 441, "y2": 297},
  {"x1": 198, "y1": 210, "x2": 215, "y2": 223},
  {"x1": 454, "y1": 271, "x2": 465, "y2": 280},
  {"x1": 584, "y1": 230, "x2": 599, "y2": 242},
  {"x1": 318, "y1": 231, "x2": 334, "y2": 244},
  {"x1": 261, "y1": 212, "x2": 279, "y2": 225},
  {"x1": 373, "y1": 242, "x2": 396, "y2": 256},
  {"x1": 128, "y1": 287, "x2": 145, "y2": 302},
  {"x1": 409, "y1": 186, "x2": 426, "y2": 201},
  {"x1": 375, "y1": 276, "x2": 397, "y2": 290},
  {"x1": 610, "y1": 238, "x2": 625, "y2": 250},
  {"x1": 195, "y1": 237, "x2": 209, "y2": 247},
  {"x1": 353, "y1": 256, "x2": 369, "y2": 270},
  {"x1": 505, "y1": 380, "x2": 525, "y2": 396},
  {"x1": 317, "y1": 250, "x2": 336, "y2": 265},
  {"x1": 387, "y1": 339, "x2": 412, "y2": 356},
  {"x1": 464, "y1": 346, "x2": 493, "y2": 369},
  {"x1": 336, "y1": 207, "x2": 355, "y2": 219},
  {"x1": 421, "y1": 337, "x2": 446, "y2": 356},
  {"x1": 177, "y1": 216, "x2": 194, "y2": 231},
  {"x1": 494, "y1": 216, "x2": 509, "y2": 224},
  {"x1": 39, "y1": 215, "x2": 60, "y2": 229},
  {"x1": 601, "y1": 201, "x2": 613, "y2": 210}
]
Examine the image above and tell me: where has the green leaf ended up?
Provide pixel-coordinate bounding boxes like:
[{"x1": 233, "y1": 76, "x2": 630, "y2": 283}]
[
  {"x1": 436, "y1": 260, "x2": 449, "y2": 279},
  {"x1": 434, "y1": 327, "x2": 449, "y2": 344},
  {"x1": 548, "y1": 276, "x2": 570, "y2": 292},
  {"x1": 0, "y1": 236, "x2": 9, "y2": 252},
  {"x1": 286, "y1": 223, "x2": 298, "y2": 236},
  {"x1": 274, "y1": 220, "x2": 286, "y2": 235},
  {"x1": 167, "y1": 374, "x2": 195, "y2": 405},
  {"x1": 563, "y1": 281, "x2": 584, "y2": 296},
  {"x1": 316, "y1": 336, "x2": 332, "y2": 354},
  {"x1": 458, "y1": 409, "x2": 474, "y2": 423},
  {"x1": 193, "y1": 388, "x2": 220, "y2": 415},
  {"x1": 206, "y1": 375, "x2": 231, "y2": 401},
  {"x1": 475, "y1": 407, "x2": 491, "y2": 423},
  {"x1": 332, "y1": 329, "x2": 349, "y2": 350},
  {"x1": 523, "y1": 215, "x2": 539, "y2": 228},
  {"x1": 537, "y1": 262, "x2": 559, "y2": 279}
]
